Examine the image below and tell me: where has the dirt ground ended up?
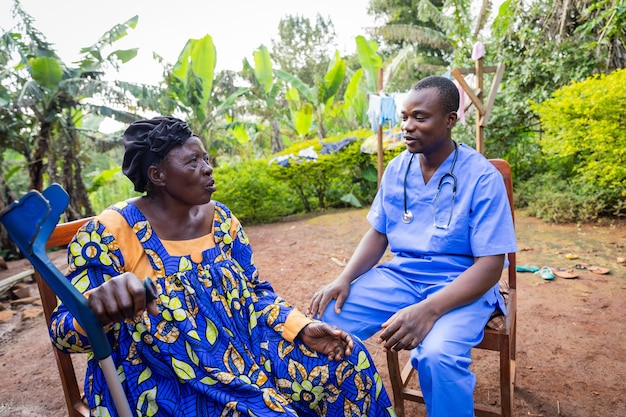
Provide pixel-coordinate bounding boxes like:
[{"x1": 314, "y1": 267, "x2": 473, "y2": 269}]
[{"x1": 0, "y1": 208, "x2": 625, "y2": 417}]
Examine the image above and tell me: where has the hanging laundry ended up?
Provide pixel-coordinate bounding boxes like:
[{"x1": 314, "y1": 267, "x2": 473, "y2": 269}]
[
  {"x1": 380, "y1": 96, "x2": 397, "y2": 127},
  {"x1": 367, "y1": 94, "x2": 382, "y2": 132},
  {"x1": 472, "y1": 41, "x2": 486, "y2": 60},
  {"x1": 367, "y1": 94, "x2": 399, "y2": 132},
  {"x1": 392, "y1": 92, "x2": 408, "y2": 120}
]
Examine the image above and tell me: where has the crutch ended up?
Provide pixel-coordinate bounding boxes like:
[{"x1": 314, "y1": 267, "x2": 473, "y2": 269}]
[{"x1": 0, "y1": 183, "x2": 149, "y2": 417}]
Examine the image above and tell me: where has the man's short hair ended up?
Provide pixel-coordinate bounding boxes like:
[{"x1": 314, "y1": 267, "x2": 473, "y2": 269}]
[{"x1": 412, "y1": 76, "x2": 460, "y2": 115}]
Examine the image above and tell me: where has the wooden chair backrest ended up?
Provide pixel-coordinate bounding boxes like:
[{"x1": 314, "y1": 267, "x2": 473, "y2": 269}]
[
  {"x1": 34, "y1": 216, "x2": 95, "y2": 417},
  {"x1": 489, "y1": 159, "x2": 516, "y2": 290}
]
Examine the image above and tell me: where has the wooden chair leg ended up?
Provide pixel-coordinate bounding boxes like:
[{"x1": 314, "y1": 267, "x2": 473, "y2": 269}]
[
  {"x1": 386, "y1": 350, "x2": 406, "y2": 417},
  {"x1": 499, "y1": 337, "x2": 512, "y2": 417}
]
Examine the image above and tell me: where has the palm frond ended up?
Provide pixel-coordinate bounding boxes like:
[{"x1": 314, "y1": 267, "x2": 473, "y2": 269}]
[{"x1": 373, "y1": 24, "x2": 452, "y2": 50}]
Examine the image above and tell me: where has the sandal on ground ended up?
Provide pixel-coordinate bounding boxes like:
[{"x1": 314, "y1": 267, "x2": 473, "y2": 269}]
[
  {"x1": 535, "y1": 266, "x2": 554, "y2": 280},
  {"x1": 574, "y1": 263, "x2": 610, "y2": 275},
  {"x1": 516, "y1": 264, "x2": 539, "y2": 273},
  {"x1": 551, "y1": 267, "x2": 578, "y2": 279}
]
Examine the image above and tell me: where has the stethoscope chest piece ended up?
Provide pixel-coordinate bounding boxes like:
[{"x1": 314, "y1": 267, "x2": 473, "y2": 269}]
[{"x1": 401, "y1": 210, "x2": 413, "y2": 224}]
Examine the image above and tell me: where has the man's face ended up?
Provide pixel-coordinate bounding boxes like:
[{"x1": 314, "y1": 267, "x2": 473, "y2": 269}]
[{"x1": 400, "y1": 87, "x2": 457, "y2": 154}]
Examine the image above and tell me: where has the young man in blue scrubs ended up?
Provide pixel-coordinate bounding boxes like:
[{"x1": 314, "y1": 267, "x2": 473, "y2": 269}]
[{"x1": 308, "y1": 75, "x2": 517, "y2": 417}]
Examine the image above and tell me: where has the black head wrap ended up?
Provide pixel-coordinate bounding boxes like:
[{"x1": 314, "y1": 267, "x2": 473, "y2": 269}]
[{"x1": 122, "y1": 116, "x2": 194, "y2": 192}]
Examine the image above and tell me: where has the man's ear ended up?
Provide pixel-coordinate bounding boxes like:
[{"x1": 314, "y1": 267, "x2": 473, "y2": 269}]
[
  {"x1": 147, "y1": 165, "x2": 165, "y2": 187},
  {"x1": 447, "y1": 111, "x2": 458, "y2": 129}
]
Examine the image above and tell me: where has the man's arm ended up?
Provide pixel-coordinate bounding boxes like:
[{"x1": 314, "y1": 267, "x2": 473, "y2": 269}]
[{"x1": 308, "y1": 227, "x2": 388, "y2": 318}]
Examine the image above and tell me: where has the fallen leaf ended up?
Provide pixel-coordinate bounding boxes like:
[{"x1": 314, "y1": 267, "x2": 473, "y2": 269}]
[
  {"x1": 22, "y1": 308, "x2": 43, "y2": 320},
  {"x1": 0, "y1": 310, "x2": 16, "y2": 323}
]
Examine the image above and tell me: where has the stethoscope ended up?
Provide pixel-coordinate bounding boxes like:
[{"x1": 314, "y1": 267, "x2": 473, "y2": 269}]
[{"x1": 402, "y1": 141, "x2": 458, "y2": 226}]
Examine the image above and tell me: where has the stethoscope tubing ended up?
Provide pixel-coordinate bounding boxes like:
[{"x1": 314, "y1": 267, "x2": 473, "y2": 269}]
[{"x1": 402, "y1": 141, "x2": 458, "y2": 225}]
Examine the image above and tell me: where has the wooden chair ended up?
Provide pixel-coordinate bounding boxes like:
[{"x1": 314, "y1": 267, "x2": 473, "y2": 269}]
[
  {"x1": 33, "y1": 217, "x2": 94, "y2": 417},
  {"x1": 386, "y1": 159, "x2": 517, "y2": 417}
]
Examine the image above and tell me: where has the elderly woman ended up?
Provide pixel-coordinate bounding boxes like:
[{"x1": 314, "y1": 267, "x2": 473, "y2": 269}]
[{"x1": 49, "y1": 117, "x2": 394, "y2": 417}]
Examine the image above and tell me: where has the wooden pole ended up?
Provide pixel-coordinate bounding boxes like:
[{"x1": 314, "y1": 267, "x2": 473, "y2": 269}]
[
  {"x1": 453, "y1": 60, "x2": 504, "y2": 155},
  {"x1": 475, "y1": 56, "x2": 485, "y2": 154},
  {"x1": 377, "y1": 67, "x2": 384, "y2": 188}
]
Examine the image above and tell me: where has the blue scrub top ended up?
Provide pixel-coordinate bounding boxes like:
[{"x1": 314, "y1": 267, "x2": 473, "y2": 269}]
[{"x1": 367, "y1": 143, "x2": 518, "y2": 285}]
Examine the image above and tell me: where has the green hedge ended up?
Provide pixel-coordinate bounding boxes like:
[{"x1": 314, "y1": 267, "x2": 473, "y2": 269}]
[{"x1": 525, "y1": 68, "x2": 626, "y2": 222}]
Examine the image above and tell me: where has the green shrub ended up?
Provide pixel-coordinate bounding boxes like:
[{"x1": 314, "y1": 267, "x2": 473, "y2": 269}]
[
  {"x1": 88, "y1": 168, "x2": 139, "y2": 213},
  {"x1": 212, "y1": 159, "x2": 301, "y2": 224},
  {"x1": 517, "y1": 172, "x2": 624, "y2": 223},
  {"x1": 528, "y1": 68, "x2": 626, "y2": 222},
  {"x1": 266, "y1": 129, "x2": 405, "y2": 212}
]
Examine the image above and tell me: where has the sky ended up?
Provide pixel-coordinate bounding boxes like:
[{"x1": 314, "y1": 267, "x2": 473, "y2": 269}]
[{"x1": 1, "y1": 0, "x2": 377, "y2": 85}]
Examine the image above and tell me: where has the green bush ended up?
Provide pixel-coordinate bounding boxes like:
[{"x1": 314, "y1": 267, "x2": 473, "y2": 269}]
[
  {"x1": 516, "y1": 172, "x2": 624, "y2": 223},
  {"x1": 88, "y1": 168, "x2": 140, "y2": 213},
  {"x1": 266, "y1": 129, "x2": 404, "y2": 213},
  {"x1": 212, "y1": 159, "x2": 302, "y2": 224},
  {"x1": 528, "y1": 68, "x2": 626, "y2": 222}
]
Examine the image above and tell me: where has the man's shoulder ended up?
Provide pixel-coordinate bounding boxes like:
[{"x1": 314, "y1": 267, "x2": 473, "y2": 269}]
[{"x1": 458, "y1": 144, "x2": 500, "y2": 173}]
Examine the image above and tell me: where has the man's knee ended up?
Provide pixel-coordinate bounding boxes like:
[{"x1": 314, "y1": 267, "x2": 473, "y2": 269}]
[{"x1": 411, "y1": 336, "x2": 472, "y2": 373}]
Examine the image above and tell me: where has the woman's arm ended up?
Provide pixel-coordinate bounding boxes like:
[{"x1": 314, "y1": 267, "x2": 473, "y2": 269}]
[{"x1": 49, "y1": 219, "x2": 128, "y2": 353}]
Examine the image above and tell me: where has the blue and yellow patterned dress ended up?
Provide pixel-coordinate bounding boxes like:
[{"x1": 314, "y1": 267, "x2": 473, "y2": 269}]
[{"x1": 49, "y1": 200, "x2": 394, "y2": 416}]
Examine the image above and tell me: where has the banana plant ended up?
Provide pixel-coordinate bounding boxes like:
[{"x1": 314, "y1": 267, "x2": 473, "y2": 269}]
[
  {"x1": 241, "y1": 45, "x2": 284, "y2": 153},
  {"x1": 276, "y1": 50, "x2": 346, "y2": 139},
  {"x1": 1, "y1": 4, "x2": 141, "y2": 219},
  {"x1": 166, "y1": 34, "x2": 248, "y2": 163},
  {"x1": 285, "y1": 87, "x2": 314, "y2": 137},
  {"x1": 355, "y1": 35, "x2": 383, "y2": 94},
  {"x1": 340, "y1": 68, "x2": 368, "y2": 128}
]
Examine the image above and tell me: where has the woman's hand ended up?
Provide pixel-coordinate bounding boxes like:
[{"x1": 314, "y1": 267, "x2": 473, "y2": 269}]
[
  {"x1": 298, "y1": 322, "x2": 354, "y2": 361},
  {"x1": 87, "y1": 273, "x2": 159, "y2": 326}
]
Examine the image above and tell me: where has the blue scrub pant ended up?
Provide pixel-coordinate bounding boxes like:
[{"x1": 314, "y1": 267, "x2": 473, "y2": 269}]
[{"x1": 321, "y1": 266, "x2": 496, "y2": 417}]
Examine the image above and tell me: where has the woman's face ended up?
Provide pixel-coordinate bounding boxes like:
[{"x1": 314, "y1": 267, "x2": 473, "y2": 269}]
[
  {"x1": 157, "y1": 136, "x2": 216, "y2": 204},
  {"x1": 400, "y1": 87, "x2": 457, "y2": 154}
]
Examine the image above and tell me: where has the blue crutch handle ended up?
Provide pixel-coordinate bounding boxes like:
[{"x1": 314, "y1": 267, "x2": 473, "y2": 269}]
[{"x1": 0, "y1": 185, "x2": 113, "y2": 360}]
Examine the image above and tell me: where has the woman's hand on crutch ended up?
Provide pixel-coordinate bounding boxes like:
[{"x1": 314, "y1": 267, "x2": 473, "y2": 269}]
[{"x1": 87, "y1": 273, "x2": 159, "y2": 326}]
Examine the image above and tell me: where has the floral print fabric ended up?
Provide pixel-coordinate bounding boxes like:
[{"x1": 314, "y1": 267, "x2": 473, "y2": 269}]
[{"x1": 49, "y1": 201, "x2": 394, "y2": 416}]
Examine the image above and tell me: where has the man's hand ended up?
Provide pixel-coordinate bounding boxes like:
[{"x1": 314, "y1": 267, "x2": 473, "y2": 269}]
[
  {"x1": 87, "y1": 273, "x2": 159, "y2": 326},
  {"x1": 298, "y1": 322, "x2": 354, "y2": 361},
  {"x1": 307, "y1": 280, "x2": 351, "y2": 319},
  {"x1": 378, "y1": 302, "x2": 439, "y2": 352}
]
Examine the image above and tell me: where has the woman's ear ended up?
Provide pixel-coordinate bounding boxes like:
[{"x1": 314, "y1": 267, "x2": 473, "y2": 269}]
[{"x1": 147, "y1": 165, "x2": 166, "y2": 187}]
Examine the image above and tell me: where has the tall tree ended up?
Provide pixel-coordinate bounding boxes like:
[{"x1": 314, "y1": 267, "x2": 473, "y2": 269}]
[
  {"x1": 270, "y1": 14, "x2": 338, "y2": 87},
  {"x1": 575, "y1": 0, "x2": 626, "y2": 71},
  {"x1": 486, "y1": 0, "x2": 604, "y2": 178},
  {"x1": 367, "y1": 0, "x2": 453, "y2": 89}
]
